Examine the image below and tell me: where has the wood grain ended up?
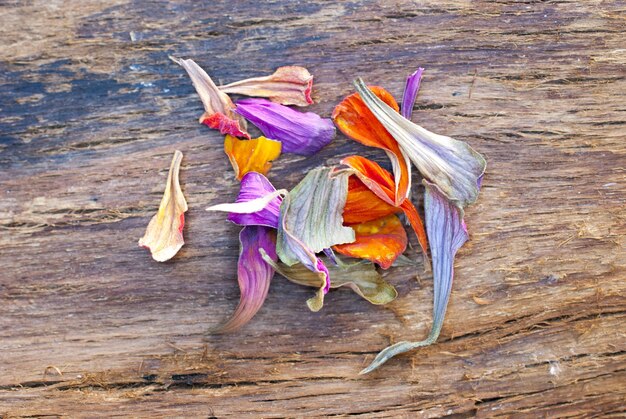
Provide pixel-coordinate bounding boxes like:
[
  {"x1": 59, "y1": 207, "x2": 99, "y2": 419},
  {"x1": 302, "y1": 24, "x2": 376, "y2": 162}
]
[{"x1": 1, "y1": 0, "x2": 625, "y2": 417}]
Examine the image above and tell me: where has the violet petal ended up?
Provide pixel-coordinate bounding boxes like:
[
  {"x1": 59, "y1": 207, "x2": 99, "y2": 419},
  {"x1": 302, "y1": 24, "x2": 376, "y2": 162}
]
[
  {"x1": 401, "y1": 67, "x2": 424, "y2": 119},
  {"x1": 206, "y1": 172, "x2": 284, "y2": 228},
  {"x1": 235, "y1": 98, "x2": 335, "y2": 155},
  {"x1": 215, "y1": 226, "x2": 278, "y2": 333},
  {"x1": 360, "y1": 181, "x2": 469, "y2": 374}
]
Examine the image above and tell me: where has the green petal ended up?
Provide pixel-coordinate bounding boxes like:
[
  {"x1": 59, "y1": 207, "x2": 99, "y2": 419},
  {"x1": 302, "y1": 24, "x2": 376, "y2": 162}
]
[{"x1": 262, "y1": 253, "x2": 397, "y2": 306}]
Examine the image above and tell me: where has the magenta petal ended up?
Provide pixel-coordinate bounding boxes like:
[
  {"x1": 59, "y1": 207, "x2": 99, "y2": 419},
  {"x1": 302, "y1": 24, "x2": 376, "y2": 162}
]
[
  {"x1": 227, "y1": 172, "x2": 281, "y2": 228},
  {"x1": 235, "y1": 98, "x2": 335, "y2": 155},
  {"x1": 216, "y1": 226, "x2": 278, "y2": 333},
  {"x1": 401, "y1": 67, "x2": 424, "y2": 119}
]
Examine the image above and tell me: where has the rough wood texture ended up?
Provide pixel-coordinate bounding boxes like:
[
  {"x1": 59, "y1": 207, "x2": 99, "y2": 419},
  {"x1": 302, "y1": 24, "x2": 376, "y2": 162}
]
[{"x1": 1, "y1": 0, "x2": 625, "y2": 417}]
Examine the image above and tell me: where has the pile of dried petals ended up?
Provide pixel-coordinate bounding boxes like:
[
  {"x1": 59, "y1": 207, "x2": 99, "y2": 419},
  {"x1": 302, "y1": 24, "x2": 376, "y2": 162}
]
[{"x1": 139, "y1": 59, "x2": 486, "y2": 374}]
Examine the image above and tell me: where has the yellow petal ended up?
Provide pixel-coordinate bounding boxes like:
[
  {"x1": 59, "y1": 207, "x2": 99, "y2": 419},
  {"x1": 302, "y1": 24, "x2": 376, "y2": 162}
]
[
  {"x1": 139, "y1": 150, "x2": 188, "y2": 262},
  {"x1": 224, "y1": 135, "x2": 282, "y2": 180}
]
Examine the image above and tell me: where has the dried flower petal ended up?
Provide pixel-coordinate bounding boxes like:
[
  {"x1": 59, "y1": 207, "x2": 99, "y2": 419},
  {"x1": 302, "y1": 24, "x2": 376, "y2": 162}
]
[
  {"x1": 354, "y1": 78, "x2": 486, "y2": 209},
  {"x1": 333, "y1": 87, "x2": 411, "y2": 205},
  {"x1": 276, "y1": 167, "x2": 355, "y2": 311},
  {"x1": 341, "y1": 155, "x2": 428, "y2": 264},
  {"x1": 235, "y1": 98, "x2": 335, "y2": 155},
  {"x1": 343, "y1": 176, "x2": 400, "y2": 225},
  {"x1": 206, "y1": 172, "x2": 285, "y2": 228},
  {"x1": 262, "y1": 254, "x2": 397, "y2": 305},
  {"x1": 333, "y1": 214, "x2": 408, "y2": 269},
  {"x1": 138, "y1": 150, "x2": 188, "y2": 262},
  {"x1": 216, "y1": 226, "x2": 278, "y2": 333},
  {"x1": 171, "y1": 57, "x2": 249, "y2": 138},
  {"x1": 360, "y1": 181, "x2": 469, "y2": 374},
  {"x1": 224, "y1": 135, "x2": 281, "y2": 180},
  {"x1": 401, "y1": 68, "x2": 424, "y2": 119},
  {"x1": 220, "y1": 66, "x2": 314, "y2": 107}
]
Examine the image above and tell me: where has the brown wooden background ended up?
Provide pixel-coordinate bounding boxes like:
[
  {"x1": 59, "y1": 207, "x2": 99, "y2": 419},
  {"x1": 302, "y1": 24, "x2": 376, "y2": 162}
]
[{"x1": 1, "y1": 1, "x2": 625, "y2": 417}]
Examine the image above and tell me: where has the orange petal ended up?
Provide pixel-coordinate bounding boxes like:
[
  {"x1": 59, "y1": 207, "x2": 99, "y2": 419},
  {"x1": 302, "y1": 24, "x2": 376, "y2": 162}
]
[
  {"x1": 224, "y1": 135, "x2": 282, "y2": 180},
  {"x1": 332, "y1": 86, "x2": 410, "y2": 205},
  {"x1": 334, "y1": 214, "x2": 407, "y2": 269},
  {"x1": 139, "y1": 150, "x2": 188, "y2": 262},
  {"x1": 344, "y1": 176, "x2": 399, "y2": 224},
  {"x1": 342, "y1": 155, "x2": 428, "y2": 262}
]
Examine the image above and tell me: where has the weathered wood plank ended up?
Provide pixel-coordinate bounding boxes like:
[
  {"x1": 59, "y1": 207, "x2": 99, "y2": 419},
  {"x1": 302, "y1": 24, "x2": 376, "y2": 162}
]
[{"x1": 1, "y1": 0, "x2": 625, "y2": 417}]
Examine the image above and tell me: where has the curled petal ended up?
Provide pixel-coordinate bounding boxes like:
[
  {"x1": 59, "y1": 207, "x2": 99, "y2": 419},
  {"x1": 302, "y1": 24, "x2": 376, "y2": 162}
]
[
  {"x1": 333, "y1": 214, "x2": 408, "y2": 270},
  {"x1": 332, "y1": 86, "x2": 410, "y2": 205},
  {"x1": 216, "y1": 226, "x2": 278, "y2": 333},
  {"x1": 354, "y1": 78, "x2": 486, "y2": 209},
  {"x1": 341, "y1": 155, "x2": 428, "y2": 264},
  {"x1": 276, "y1": 167, "x2": 355, "y2": 310},
  {"x1": 401, "y1": 68, "x2": 424, "y2": 119},
  {"x1": 171, "y1": 57, "x2": 249, "y2": 138},
  {"x1": 235, "y1": 98, "x2": 335, "y2": 155},
  {"x1": 220, "y1": 66, "x2": 314, "y2": 107},
  {"x1": 224, "y1": 135, "x2": 281, "y2": 180},
  {"x1": 360, "y1": 181, "x2": 469, "y2": 374},
  {"x1": 139, "y1": 150, "x2": 188, "y2": 262},
  {"x1": 206, "y1": 172, "x2": 285, "y2": 228},
  {"x1": 263, "y1": 255, "x2": 397, "y2": 306},
  {"x1": 343, "y1": 176, "x2": 399, "y2": 225}
]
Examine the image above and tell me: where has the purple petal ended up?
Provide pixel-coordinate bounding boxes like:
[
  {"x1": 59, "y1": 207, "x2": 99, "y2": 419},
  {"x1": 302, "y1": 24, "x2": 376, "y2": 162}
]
[
  {"x1": 227, "y1": 172, "x2": 282, "y2": 228},
  {"x1": 401, "y1": 68, "x2": 424, "y2": 119},
  {"x1": 235, "y1": 98, "x2": 335, "y2": 155},
  {"x1": 216, "y1": 225, "x2": 278, "y2": 333},
  {"x1": 360, "y1": 180, "x2": 469, "y2": 374},
  {"x1": 423, "y1": 180, "x2": 469, "y2": 339}
]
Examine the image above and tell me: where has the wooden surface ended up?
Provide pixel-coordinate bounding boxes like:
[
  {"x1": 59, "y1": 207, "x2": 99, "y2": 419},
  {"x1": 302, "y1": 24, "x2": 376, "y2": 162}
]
[{"x1": 1, "y1": 1, "x2": 625, "y2": 417}]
